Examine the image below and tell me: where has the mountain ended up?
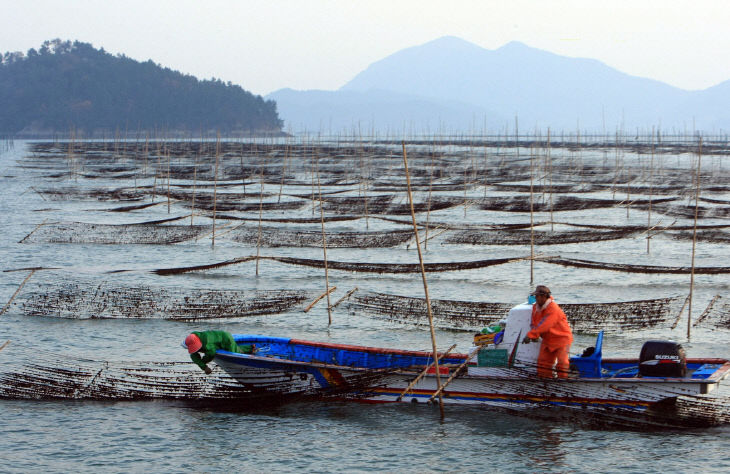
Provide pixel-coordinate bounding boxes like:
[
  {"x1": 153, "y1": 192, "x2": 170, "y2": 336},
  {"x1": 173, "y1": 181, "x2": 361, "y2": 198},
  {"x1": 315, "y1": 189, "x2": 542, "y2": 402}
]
[
  {"x1": 272, "y1": 36, "x2": 729, "y2": 134},
  {"x1": 0, "y1": 39, "x2": 283, "y2": 137},
  {"x1": 269, "y1": 87, "x2": 504, "y2": 134}
]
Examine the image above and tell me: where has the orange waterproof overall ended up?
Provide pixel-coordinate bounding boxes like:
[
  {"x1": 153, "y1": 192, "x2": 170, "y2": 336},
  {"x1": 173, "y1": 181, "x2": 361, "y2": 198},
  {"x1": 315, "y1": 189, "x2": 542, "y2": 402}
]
[{"x1": 527, "y1": 298, "x2": 573, "y2": 378}]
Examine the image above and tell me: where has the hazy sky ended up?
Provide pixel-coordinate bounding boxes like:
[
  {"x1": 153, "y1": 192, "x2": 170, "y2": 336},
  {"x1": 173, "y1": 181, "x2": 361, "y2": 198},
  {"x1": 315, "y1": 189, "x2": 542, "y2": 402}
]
[{"x1": 3, "y1": 0, "x2": 730, "y2": 96}]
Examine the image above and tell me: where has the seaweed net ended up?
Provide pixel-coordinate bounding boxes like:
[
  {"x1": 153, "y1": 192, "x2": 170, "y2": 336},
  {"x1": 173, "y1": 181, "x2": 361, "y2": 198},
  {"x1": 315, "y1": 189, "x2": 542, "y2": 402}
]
[
  {"x1": 477, "y1": 196, "x2": 677, "y2": 213},
  {"x1": 228, "y1": 225, "x2": 414, "y2": 248},
  {"x1": 0, "y1": 346, "x2": 393, "y2": 403},
  {"x1": 319, "y1": 195, "x2": 465, "y2": 215},
  {"x1": 33, "y1": 186, "x2": 147, "y2": 202},
  {"x1": 165, "y1": 189, "x2": 308, "y2": 212},
  {"x1": 645, "y1": 202, "x2": 730, "y2": 220},
  {"x1": 445, "y1": 228, "x2": 641, "y2": 246},
  {"x1": 346, "y1": 290, "x2": 513, "y2": 330},
  {"x1": 542, "y1": 256, "x2": 730, "y2": 275},
  {"x1": 561, "y1": 297, "x2": 682, "y2": 332},
  {"x1": 507, "y1": 393, "x2": 730, "y2": 430},
  {"x1": 692, "y1": 295, "x2": 730, "y2": 329},
  {"x1": 19, "y1": 281, "x2": 315, "y2": 320},
  {"x1": 20, "y1": 221, "x2": 211, "y2": 245},
  {"x1": 344, "y1": 291, "x2": 681, "y2": 333},
  {"x1": 668, "y1": 230, "x2": 730, "y2": 244}
]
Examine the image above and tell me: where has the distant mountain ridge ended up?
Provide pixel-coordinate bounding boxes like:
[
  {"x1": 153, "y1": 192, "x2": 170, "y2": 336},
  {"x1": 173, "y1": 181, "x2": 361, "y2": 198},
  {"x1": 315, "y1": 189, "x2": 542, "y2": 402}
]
[
  {"x1": 269, "y1": 36, "x2": 730, "y2": 134},
  {"x1": 0, "y1": 39, "x2": 283, "y2": 137}
]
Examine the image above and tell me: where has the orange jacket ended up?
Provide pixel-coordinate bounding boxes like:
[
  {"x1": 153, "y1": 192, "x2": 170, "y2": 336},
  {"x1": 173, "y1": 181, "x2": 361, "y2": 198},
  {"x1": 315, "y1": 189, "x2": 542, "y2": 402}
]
[{"x1": 527, "y1": 298, "x2": 573, "y2": 350}]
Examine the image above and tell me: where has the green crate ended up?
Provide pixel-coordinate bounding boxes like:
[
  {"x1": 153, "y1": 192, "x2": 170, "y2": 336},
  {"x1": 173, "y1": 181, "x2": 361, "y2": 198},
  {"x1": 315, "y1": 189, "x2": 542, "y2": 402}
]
[{"x1": 477, "y1": 348, "x2": 508, "y2": 367}]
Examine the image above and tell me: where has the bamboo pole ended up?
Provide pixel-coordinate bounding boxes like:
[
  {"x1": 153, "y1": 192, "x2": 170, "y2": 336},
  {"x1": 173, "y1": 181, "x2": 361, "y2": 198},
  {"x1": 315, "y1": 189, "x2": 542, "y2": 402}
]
[
  {"x1": 424, "y1": 146, "x2": 435, "y2": 251},
  {"x1": 0, "y1": 340, "x2": 9, "y2": 352},
  {"x1": 303, "y1": 286, "x2": 337, "y2": 312},
  {"x1": 547, "y1": 128, "x2": 554, "y2": 232},
  {"x1": 191, "y1": 150, "x2": 198, "y2": 226},
  {"x1": 19, "y1": 219, "x2": 48, "y2": 244},
  {"x1": 0, "y1": 270, "x2": 35, "y2": 316},
  {"x1": 694, "y1": 295, "x2": 720, "y2": 327},
  {"x1": 688, "y1": 138, "x2": 702, "y2": 339},
  {"x1": 255, "y1": 139, "x2": 265, "y2": 276},
  {"x1": 530, "y1": 144, "x2": 535, "y2": 285},
  {"x1": 278, "y1": 140, "x2": 289, "y2": 203},
  {"x1": 212, "y1": 133, "x2": 220, "y2": 246},
  {"x1": 315, "y1": 149, "x2": 333, "y2": 325},
  {"x1": 240, "y1": 142, "x2": 247, "y2": 196},
  {"x1": 143, "y1": 133, "x2": 149, "y2": 176},
  {"x1": 166, "y1": 141, "x2": 171, "y2": 214},
  {"x1": 397, "y1": 344, "x2": 457, "y2": 402},
  {"x1": 647, "y1": 128, "x2": 655, "y2": 254},
  {"x1": 402, "y1": 141, "x2": 445, "y2": 418}
]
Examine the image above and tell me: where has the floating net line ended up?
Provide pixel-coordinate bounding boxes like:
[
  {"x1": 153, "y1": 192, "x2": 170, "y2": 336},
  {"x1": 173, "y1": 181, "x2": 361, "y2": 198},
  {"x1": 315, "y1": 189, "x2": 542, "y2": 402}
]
[
  {"x1": 261, "y1": 255, "x2": 528, "y2": 274},
  {"x1": 541, "y1": 256, "x2": 730, "y2": 275},
  {"x1": 692, "y1": 296, "x2": 730, "y2": 329},
  {"x1": 344, "y1": 291, "x2": 681, "y2": 333},
  {"x1": 228, "y1": 225, "x2": 414, "y2": 248},
  {"x1": 18, "y1": 281, "x2": 315, "y2": 320},
  {"x1": 215, "y1": 214, "x2": 366, "y2": 224},
  {"x1": 149, "y1": 254, "x2": 730, "y2": 276},
  {"x1": 19, "y1": 221, "x2": 212, "y2": 245}
]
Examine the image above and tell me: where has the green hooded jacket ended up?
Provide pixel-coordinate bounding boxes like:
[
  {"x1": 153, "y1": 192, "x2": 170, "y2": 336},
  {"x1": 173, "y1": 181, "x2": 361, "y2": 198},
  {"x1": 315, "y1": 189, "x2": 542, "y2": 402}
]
[{"x1": 189, "y1": 330, "x2": 253, "y2": 372}]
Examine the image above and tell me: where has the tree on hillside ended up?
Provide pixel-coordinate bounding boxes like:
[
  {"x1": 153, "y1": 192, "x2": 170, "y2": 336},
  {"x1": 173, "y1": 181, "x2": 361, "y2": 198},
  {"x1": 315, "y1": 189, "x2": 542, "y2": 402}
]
[{"x1": 0, "y1": 39, "x2": 283, "y2": 136}]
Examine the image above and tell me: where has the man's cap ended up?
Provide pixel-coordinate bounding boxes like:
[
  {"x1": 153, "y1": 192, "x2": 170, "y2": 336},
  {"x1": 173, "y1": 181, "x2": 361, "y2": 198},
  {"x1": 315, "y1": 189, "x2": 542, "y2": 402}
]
[
  {"x1": 184, "y1": 333, "x2": 202, "y2": 353},
  {"x1": 530, "y1": 285, "x2": 551, "y2": 296}
]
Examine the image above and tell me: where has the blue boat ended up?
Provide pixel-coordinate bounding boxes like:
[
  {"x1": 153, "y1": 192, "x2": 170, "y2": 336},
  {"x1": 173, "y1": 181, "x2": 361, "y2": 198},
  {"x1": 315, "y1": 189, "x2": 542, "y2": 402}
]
[{"x1": 210, "y1": 304, "x2": 730, "y2": 419}]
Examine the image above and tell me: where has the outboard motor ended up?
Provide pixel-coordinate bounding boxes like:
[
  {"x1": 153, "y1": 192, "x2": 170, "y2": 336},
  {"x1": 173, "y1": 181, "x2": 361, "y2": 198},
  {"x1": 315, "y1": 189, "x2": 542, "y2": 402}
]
[{"x1": 639, "y1": 340, "x2": 687, "y2": 377}]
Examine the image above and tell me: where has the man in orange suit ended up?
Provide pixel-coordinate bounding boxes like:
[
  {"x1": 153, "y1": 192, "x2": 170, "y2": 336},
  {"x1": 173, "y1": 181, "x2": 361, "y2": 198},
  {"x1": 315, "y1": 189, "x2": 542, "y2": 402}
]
[{"x1": 523, "y1": 285, "x2": 573, "y2": 378}]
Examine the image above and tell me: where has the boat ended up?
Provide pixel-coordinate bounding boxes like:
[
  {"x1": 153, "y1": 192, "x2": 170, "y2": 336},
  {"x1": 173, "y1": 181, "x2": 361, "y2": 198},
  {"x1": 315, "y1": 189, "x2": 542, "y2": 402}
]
[{"x1": 211, "y1": 303, "x2": 730, "y2": 415}]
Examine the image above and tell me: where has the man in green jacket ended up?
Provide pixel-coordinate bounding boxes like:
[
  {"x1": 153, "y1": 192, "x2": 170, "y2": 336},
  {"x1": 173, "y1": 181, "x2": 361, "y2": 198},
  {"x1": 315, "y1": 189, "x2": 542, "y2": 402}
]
[{"x1": 182, "y1": 330, "x2": 255, "y2": 374}]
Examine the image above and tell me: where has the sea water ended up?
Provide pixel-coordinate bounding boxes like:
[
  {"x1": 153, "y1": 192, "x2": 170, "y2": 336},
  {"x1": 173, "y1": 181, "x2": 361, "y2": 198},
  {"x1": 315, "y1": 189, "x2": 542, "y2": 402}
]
[{"x1": 1, "y1": 140, "x2": 729, "y2": 473}]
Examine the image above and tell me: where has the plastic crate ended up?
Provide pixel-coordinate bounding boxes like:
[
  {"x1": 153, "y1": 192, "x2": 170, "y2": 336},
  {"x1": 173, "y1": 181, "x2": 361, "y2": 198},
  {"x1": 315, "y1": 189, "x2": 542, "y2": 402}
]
[{"x1": 477, "y1": 348, "x2": 508, "y2": 367}]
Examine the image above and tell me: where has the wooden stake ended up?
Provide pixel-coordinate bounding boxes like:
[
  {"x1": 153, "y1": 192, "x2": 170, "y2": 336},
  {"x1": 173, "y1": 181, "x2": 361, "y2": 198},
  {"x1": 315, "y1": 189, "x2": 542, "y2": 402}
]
[
  {"x1": 212, "y1": 133, "x2": 220, "y2": 246},
  {"x1": 304, "y1": 286, "x2": 337, "y2": 312},
  {"x1": 530, "y1": 144, "x2": 535, "y2": 285},
  {"x1": 427, "y1": 345, "x2": 481, "y2": 403},
  {"x1": 397, "y1": 344, "x2": 457, "y2": 402},
  {"x1": 255, "y1": 139, "x2": 265, "y2": 276},
  {"x1": 647, "y1": 128, "x2": 655, "y2": 254},
  {"x1": 0, "y1": 340, "x2": 9, "y2": 352},
  {"x1": 191, "y1": 150, "x2": 198, "y2": 226},
  {"x1": 314, "y1": 149, "x2": 333, "y2": 325},
  {"x1": 331, "y1": 287, "x2": 358, "y2": 309},
  {"x1": 166, "y1": 141, "x2": 171, "y2": 214},
  {"x1": 688, "y1": 138, "x2": 702, "y2": 339},
  {"x1": 402, "y1": 141, "x2": 445, "y2": 418},
  {"x1": 0, "y1": 270, "x2": 35, "y2": 316}
]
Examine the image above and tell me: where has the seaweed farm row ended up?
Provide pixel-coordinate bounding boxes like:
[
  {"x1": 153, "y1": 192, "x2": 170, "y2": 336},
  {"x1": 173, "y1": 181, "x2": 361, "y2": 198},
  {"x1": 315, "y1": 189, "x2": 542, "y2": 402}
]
[{"x1": 2, "y1": 135, "x2": 730, "y2": 431}]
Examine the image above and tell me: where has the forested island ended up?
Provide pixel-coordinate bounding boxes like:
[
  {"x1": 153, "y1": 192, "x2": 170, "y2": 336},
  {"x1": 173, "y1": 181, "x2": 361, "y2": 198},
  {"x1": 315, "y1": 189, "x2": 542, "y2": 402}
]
[{"x1": 0, "y1": 39, "x2": 283, "y2": 137}]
